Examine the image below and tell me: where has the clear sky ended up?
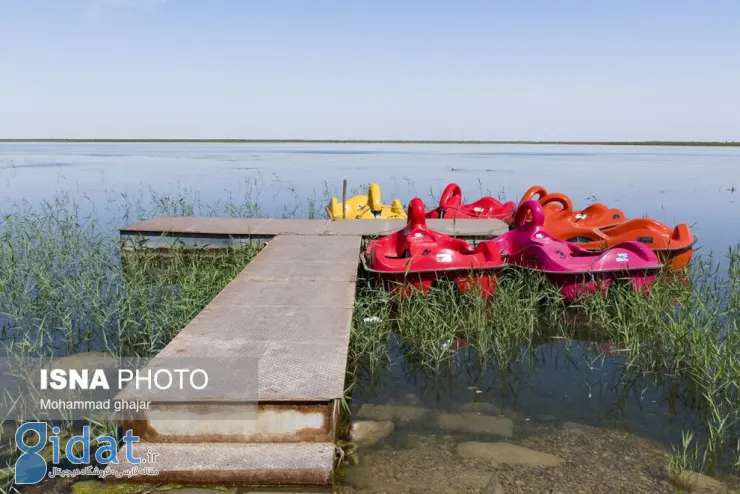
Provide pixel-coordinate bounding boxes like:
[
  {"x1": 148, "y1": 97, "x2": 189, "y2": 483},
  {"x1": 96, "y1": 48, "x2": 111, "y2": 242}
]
[{"x1": 1, "y1": 0, "x2": 738, "y2": 140}]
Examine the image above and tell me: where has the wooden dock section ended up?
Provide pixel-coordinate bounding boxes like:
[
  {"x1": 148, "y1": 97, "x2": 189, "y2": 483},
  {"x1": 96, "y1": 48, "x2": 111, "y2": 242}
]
[{"x1": 112, "y1": 216, "x2": 507, "y2": 487}]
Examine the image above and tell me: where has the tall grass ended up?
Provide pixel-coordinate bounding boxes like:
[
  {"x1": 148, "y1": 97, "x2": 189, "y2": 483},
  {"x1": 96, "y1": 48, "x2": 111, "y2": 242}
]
[
  {"x1": 0, "y1": 191, "x2": 262, "y2": 492},
  {"x1": 0, "y1": 196, "x2": 259, "y2": 360},
  {"x1": 348, "y1": 251, "x2": 740, "y2": 475}
]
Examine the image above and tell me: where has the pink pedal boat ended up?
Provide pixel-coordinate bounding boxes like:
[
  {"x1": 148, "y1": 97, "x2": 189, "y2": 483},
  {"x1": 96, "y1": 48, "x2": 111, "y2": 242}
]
[
  {"x1": 426, "y1": 183, "x2": 517, "y2": 221},
  {"x1": 488, "y1": 200, "x2": 662, "y2": 301},
  {"x1": 362, "y1": 198, "x2": 505, "y2": 297}
]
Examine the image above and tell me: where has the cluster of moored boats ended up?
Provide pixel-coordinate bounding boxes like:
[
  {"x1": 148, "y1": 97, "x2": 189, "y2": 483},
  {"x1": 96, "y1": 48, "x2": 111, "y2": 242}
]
[{"x1": 326, "y1": 183, "x2": 696, "y2": 301}]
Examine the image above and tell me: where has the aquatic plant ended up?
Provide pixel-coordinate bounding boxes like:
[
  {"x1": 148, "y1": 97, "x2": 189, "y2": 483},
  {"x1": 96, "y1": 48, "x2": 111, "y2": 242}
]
[
  {"x1": 0, "y1": 204, "x2": 258, "y2": 359},
  {"x1": 0, "y1": 191, "x2": 263, "y2": 493},
  {"x1": 349, "y1": 248, "x2": 740, "y2": 475}
]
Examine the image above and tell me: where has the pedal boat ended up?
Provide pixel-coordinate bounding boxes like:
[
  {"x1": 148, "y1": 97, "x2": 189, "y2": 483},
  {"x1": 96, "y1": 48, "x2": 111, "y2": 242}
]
[
  {"x1": 426, "y1": 183, "x2": 516, "y2": 221},
  {"x1": 514, "y1": 185, "x2": 627, "y2": 229},
  {"x1": 516, "y1": 186, "x2": 694, "y2": 270},
  {"x1": 489, "y1": 200, "x2": 662, "y2": 301},
  {"x1": 326, "y1": 183, "x2": 406, "y2": 220},
  {"x1": 361, "y1": 198, "x2": 504, "y2": 297},
  {"x1": 552, "y1": 218, "x2": 695, "y2": 271}
]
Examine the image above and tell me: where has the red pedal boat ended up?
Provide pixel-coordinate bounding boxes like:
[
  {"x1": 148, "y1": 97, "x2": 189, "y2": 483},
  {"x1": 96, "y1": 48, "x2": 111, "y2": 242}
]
[
  {"x1": 426, "y1": 183, "x2": 516, "y2": 221},
  {"x1": 362, "y1": 198, "x2": 505, "y2": 296}
]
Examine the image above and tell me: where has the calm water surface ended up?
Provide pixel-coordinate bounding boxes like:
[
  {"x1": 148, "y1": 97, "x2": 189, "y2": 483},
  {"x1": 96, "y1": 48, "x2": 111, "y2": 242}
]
[{"x1": 1, "y1": 142, "x2": 739, "y2": 253}]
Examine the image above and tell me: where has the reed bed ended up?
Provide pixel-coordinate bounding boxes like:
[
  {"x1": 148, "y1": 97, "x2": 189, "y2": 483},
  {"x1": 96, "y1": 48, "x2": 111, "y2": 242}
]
[
  {"x1": 0, "y1": 184, "x2": 737, "y2": 488},
  {"x1": 348, "y1": 251, "x2": 740, "y2": 476},
  {"x1": 0, "y1": 198, "x2": 258, "y2": 360},
  {"x1": 0, "y1": 192, "x2": 261, "y2": 491}
]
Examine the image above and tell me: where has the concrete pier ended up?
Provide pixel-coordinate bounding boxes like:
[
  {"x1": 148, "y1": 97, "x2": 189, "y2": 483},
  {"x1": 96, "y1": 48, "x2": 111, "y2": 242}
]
[{"x1": 111, "y1": 216, "x2": 507, "y2": 487}]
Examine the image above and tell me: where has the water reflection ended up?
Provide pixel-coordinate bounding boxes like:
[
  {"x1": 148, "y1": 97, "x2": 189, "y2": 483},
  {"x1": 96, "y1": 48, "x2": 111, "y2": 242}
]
[{"x1": 350, "y1": 336, "x2": 707, "y2": 450}]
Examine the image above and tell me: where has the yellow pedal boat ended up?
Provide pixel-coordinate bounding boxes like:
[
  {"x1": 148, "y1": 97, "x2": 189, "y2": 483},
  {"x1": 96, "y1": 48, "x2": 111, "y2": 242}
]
[{"x1": 326, "y1": 183, "x2": 406, "y2": 220}]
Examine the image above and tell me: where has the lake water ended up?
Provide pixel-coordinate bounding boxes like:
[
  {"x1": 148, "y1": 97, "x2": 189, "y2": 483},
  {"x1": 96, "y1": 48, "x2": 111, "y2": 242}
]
[
  {"x1": 2, "y1": 142, "x2": 740, "y2": 492},
  {"x1": 1, "y1": 142, "x2": 739, "y2": 256}
]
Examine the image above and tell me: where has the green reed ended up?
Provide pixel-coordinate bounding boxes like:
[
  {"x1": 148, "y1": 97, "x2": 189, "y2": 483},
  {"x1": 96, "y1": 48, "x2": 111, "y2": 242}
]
[
  {"x1": 0, "y1": 201, "x2": 258, "y2": 360},
  {"x1": 0, "y1": 190, "x2": 265, "y2": 491},
  {"x1": 350, "y1": 268, "x2": 564, "y2": 376},
  {"x1": 349, "y1": 249, "x2": 740, "y2": 476}
]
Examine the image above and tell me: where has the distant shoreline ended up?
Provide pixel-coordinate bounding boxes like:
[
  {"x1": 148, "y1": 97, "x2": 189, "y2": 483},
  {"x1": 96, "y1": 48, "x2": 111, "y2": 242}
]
[{"x1": 0, "y1": 139, "x2": 738, "y2": 147}]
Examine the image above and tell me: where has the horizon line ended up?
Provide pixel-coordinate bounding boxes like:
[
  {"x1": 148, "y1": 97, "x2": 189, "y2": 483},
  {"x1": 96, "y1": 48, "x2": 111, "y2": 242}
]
[{"x1": 0, "y1": 138, "x2": 739, "y2": 147}]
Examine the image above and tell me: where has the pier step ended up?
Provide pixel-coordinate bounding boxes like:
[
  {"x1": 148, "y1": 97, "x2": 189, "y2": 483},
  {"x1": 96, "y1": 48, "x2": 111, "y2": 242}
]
[
  {"x1": 123, "y1": 401, "x2": 337, "y2": 443},
  {"x1": 107, "y1": 441, "x2": 335, "y2": 486}
]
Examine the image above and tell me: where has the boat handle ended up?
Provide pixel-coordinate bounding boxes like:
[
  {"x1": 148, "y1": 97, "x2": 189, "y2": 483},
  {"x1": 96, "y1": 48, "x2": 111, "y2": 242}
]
[
  {"x1": 512, "y1": 200, "x2": 546, "y2": 227},
  {"x1": 439, "y1": 183, "x2": 462, "y2": 209},
  {"x1": 519, "y1": 185, "x2": 548, "y2": 204},
  {"x1": 540, "y1": 193, "x2": 573, "y2": 213}
]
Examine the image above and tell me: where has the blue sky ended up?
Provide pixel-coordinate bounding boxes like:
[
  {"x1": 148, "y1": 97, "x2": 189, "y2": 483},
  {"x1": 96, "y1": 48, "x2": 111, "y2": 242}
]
[{"x1": 1, "y1": 0, "x2": 738, "y2": 140}]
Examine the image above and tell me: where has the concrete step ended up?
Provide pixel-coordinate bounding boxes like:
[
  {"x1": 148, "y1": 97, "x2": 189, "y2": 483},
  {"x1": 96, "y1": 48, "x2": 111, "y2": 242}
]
[
  {"x1": 122, "y1": 401, "x2": 337, "y2": 443},
  {"x1": 106, "y1": 441, "x2": 335, "y2": 486}
]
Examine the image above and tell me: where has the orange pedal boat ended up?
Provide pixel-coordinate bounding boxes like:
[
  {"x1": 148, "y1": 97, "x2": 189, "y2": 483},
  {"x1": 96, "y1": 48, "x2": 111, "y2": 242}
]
[
  {"x1": 513, "y1": 185, "x2": 696, "y2": 271},
  {"x1": 516, "y1": 185, "x2": 628, "y2": 229},
  {"x1": 551, "y1": 219, "x2": 696, "y2": 271}
]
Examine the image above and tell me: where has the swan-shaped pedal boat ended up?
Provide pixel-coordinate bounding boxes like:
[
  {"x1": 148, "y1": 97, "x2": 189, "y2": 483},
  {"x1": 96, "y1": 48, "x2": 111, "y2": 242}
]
[
  {"x1": 488, "y1": 200, "x2": 662, "y2": 301},
  {"x1": 426, "y1": 183, "x2": 516, "y2": 221},
  {"x1": 326, "y1": 183, "x2": 406, "y2": 220},
  {"x1": 513, "y1": 186, "x2": 695, "y2": 270},
  {"x1": 361, "y1": 198, "x2": 504, "y2": 296},
  {"x1": 514, "y1": 185, "x2": 627, "y2": 229}
]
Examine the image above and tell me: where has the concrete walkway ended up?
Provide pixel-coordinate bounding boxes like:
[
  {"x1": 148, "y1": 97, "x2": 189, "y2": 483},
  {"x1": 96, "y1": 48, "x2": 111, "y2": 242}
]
[
  {"x1": 111, "y1": 216, "x2": 507, "y2": 487},
  {"x1": 113, "y1": 235, "x2": 360, "y2": 485}
]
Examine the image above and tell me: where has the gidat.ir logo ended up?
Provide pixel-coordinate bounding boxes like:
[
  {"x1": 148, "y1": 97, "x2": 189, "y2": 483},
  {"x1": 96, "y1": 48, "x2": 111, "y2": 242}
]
[{"x1": 14, "y1": 422, "x2": 141, "y2": 485}]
